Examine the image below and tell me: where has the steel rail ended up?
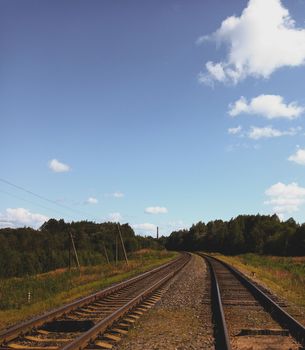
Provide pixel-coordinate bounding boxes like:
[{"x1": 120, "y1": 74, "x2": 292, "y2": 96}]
[
  {"x1": 61, "y1": 255, "x2": 190, "y2": 350},
  {"x1": 199, "y1": 253, "x2": 305, "y2": 347},
  {"x1": 0, "y1": 254, "x2": 187, "y2": 344},
  {"x1": 200, "y1": 255, "x2": 231, "y2": 350}
]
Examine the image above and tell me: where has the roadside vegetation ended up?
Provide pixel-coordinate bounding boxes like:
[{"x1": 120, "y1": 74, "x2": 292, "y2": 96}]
[
  {"x1": 0, "y1": 249, "x2": 177, "y2": 330},
  {"x1": 213, "y1": 253, "x2": 305, "y2": 309}
]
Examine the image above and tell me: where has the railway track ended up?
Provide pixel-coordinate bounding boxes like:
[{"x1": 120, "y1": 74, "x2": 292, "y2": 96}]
[
  {"x1": 199, "y1": 253, "x2": 305, "y2": 350},
  {"x1": 0, "y1": 253, "x2": 190, "y2": 350}
]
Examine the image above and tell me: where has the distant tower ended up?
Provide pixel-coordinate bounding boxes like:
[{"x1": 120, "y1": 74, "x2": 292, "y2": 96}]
[{"x1": 157, "y1": 226, "x2": 159, "y2": 239}]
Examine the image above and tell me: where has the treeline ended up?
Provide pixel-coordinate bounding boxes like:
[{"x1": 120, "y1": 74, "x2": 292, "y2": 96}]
[
  {"x1": 0, "y1": 219, "x2": 161, "y2": 278},
  {"x1": 165, "y1": 214, "x2": 305, "y2": 256}
]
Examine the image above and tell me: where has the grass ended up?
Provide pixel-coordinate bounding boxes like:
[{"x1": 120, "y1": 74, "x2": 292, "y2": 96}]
[
  {"x1": 210, "y1": 252, "x2": 305, "y2": 309},
  {"x1": 0, "y1": 249, "x2": 177, "y2": 330}
]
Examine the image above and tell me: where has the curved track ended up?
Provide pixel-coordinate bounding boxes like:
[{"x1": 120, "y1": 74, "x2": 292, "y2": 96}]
[
  {"x1": 0, "y1": 253, "x2": 190, "y2": 350},
  {"x1": 199, "y1": 253, "x2": 305, "y2": 350}
]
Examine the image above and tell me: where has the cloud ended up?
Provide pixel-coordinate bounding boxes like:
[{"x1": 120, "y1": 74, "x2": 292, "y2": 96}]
[
  {"x1": 229, "y1": 95, "x2": 304, "y2": 119},
  {"x1": 248, "y1": 126, "x2": 300, "y2": 140},
  {"x1": 228, "y1": 126, "x2": 242, "y2": 135},
  {"x1": 105, "y1": 192, "x2": 125, "y2": 198},
  {"x1": 288, "y1": 148, "x2": 305, "y2": 165},
  {"x1": 86, "y1": 197, "x2": 98, "y2": 204},
  {"x1": 48, "y1": 159, "x2": 71, "y2": 173},
  {"x1": 198, "y1": 0, "x2": 305, "y2": 84},
  {"x1": 108, "y1": 212, "x2": 122, "y2": 222},
  {"x1": 112, "y1": 192, "x2": 124, "y2": 198},
  {"x1": 0, "y1": 208, "x2": 49, "y2": 228},
  {"x1": 226, "y1": 142, "x2": 261, "y2": 152},
  {"x1": 132, "y1": 223, "x2": 157, "y2": 233},
  {"x1": 265, "y1": 182, "x2": 305, "y2": 215},
  {"x1": 145, "y1": 206, "x2": 168, "y2": 214}
]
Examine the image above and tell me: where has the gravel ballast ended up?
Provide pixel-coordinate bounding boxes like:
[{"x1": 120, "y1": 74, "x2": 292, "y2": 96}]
[{"x1": 115, "y1": 254, "x2": 215, "y2": 350}]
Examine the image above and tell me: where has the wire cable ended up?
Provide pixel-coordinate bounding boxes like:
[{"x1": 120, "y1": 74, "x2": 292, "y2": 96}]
[
  {"x1": 0, "y1": 178, "x2": 92, "y2": 218},
  {"x1": 0, "y1": 188, "x2": 69, "y2": 218}
]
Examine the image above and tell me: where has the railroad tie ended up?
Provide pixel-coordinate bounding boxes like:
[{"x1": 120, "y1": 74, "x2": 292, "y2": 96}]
[
  {"x1": 35, "y1": 330, "x2": 50, "y2": 335},
  {"x1": 117, "y1": 322, "x2": 130, "y2": 328},
  {"x1": 238, "y1": 329, "x2": 290, "y2": 336},
  {"x1": 94, "y1": 340, "x2": 113, "y2": 349},
  {"x1": 111, "y1": 328, "x2": 128, "y2": 335},
  {"x1": 7, "y1": 344, "x2": 57, "y2": 350},
  {"x1": 24, "y1": 336, "x2": 70, "y2": 343},
  {"x1": 126, "y1": 314, "x2": 140, "y2": 320},
  {"x1": 133, "y1": 310, "x2": 143, "y2": 316},
  {"x1": 103, "y1": 333, "x2": 121, "y2": 342}
]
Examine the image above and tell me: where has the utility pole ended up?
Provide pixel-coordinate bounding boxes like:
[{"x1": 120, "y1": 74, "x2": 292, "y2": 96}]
[
  {"x1": 117, "y1": 224, "x2": 129, "y2": 265},
  {"x1": 68, "y1": 237, "x2": 71, "y2": 271},
  {"x1": 69, "y1": 231, "x2": 81, "y2": 273},
  {"x1": 115, "y1": 234, "x2": 118, "y2": 265},
  {"x1": 157, "y1": 226, "x2": 159, "y2": 240},
  {"x1": 103, "y1": 243, "x2": 110, "y2": 265},
  {"x1": 96, "y1": 232, "x2": 110, "y2": 265}
]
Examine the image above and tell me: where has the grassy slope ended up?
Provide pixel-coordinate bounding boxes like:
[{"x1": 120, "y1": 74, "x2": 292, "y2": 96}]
[
  {"x1": 212, "y1": 253, "x2": 305, "y2": 309},
  {"x1": 0, "y1": 249, "x2": 177, "y2": 330}
]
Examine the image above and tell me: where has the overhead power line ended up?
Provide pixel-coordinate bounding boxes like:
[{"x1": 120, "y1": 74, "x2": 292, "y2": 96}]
[
  {"x1": 0, "y1": 188, "x2": 68, "y2": 218},
  {"x1": 0, "y1": 178, "x2": 92, "y2": 218}
]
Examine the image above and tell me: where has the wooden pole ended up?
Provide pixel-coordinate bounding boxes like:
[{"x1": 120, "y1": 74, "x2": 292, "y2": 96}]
[
  {"x1": 103, "y1": 244, "x2": 110, "y2": 265},
  {"x1": 68, "y1": 238, "x2": 71, "y2": 271},
  {"x1": 117, "y1": 224, "x2": 129, "y2": 265},
  {"x1": 69, "y1": 231, "x2": 81, "y2": 272},
  {"x1": 115, "y1": 234, "x2": 118, "y2": 265}
]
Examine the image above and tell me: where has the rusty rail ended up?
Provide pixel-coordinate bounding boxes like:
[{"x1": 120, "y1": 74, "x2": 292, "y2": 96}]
[{"x1": 203, "y1": 256, "x2": 231, "y2": 350}]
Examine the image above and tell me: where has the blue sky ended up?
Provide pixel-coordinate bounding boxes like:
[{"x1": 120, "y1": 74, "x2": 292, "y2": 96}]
[{"x1": 1, "y1": 0, "x2": 305, "y2": 235}]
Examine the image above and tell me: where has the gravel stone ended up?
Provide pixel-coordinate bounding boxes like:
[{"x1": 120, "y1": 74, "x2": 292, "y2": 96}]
[{"x1": 115, "y1": 254, "x2": 215, "y2": 350}]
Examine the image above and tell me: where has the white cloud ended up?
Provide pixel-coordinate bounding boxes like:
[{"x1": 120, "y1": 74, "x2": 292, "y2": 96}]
[
  {"x1": 288, "y1": 148, "x2": 305, "y2": 165},
  {"x1": 145, "y1": 206, "x2": 168, "y2": 214},
  {"x1": 132, "y1": 223, "x2": 157, "y2": 233},
  {"x1": 226, "y1": 142, "x2": 261, "y2": 152},
  {"x1": 105, "y1": 192, "x2": 125, "y2": 198},
  {"x1": 228, "y1": 126, "x2": 242, "y2": 135},
  {"x1": 112, "y1": 192, "x2": 124, "y2": 198},
  {"x1": 108, "y1": 212, "x2": 122, "y2": 222},
  {"x1": 229, "y1": 95, "x2": 304, "y2": 119},
  {"x1": 86, "y1": 197, "x2": 98, "y2": 204},
  {"x1": 48, "y1": 159, "x2": 71, "y2": 173},
  {"x1": 265, "y1": 182, "x2": 305, "y2": 215},
  {"x1": 248, "y1": 126, "x2": 300, "y2": 140},
  {"x1": 0, "y1": 208, "x2": 49, "y2": 228},
  {"x1": 198, "y1": 0, "x2": 305, "y2": 84}
]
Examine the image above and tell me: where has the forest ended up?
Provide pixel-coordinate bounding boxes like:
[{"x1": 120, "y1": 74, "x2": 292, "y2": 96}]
[
  {"x1": 0, "y1": 219, "x2": 161, "y2": 278},
  {"x1": 2, "y1": 214, "x2": 304, "y2": 279},
  {"x1": 165, "y1": 214, "x2": 305, "y2": 256}
]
